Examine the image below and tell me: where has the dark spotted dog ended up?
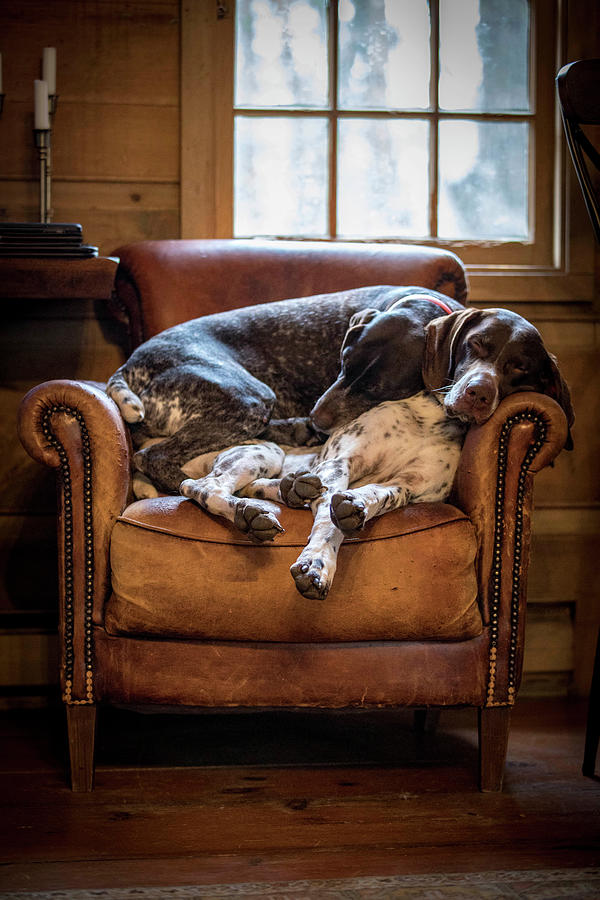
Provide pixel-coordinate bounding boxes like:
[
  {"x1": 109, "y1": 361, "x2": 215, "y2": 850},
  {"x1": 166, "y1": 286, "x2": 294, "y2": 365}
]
[
  {"x1": 176, "y1": 390, "x2": 466, "y2": 601},
  {"x1": 106, "y1": 286, "x2": 465, "y2": 493}
]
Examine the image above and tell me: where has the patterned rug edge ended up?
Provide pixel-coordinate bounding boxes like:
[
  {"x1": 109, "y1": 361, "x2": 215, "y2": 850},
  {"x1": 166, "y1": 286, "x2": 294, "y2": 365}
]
[{"x1": 2, "y1": 867, "x2": 600, "y2": 900}]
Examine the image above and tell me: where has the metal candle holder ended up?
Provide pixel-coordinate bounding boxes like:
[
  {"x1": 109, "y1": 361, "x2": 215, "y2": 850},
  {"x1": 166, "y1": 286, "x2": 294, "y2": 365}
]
[
  {"x1": 33, "y1": 95, "x2": 58, "y2": 223},
  {"x1": 34, "y1": 128, "x2": 52, "y2": 223}
]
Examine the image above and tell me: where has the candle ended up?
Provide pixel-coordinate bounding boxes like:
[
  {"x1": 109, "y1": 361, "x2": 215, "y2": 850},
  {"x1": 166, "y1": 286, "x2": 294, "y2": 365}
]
[
  {"x1": 42, "y1": 47, "x2": 56, "y2": 95},
  {"x1": 34, "y1": 79, "x2": 50, "y2": 129}
]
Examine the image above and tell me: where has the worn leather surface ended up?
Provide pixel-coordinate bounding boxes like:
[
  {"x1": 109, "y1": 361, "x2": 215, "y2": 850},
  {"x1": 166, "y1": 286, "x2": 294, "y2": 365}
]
[
  {"x1": 453, "y1": 391, "x2": 569, "y2": 700},
  {"x1": 94, "y1": 626, "x2": 490, "y2": 708},
  {"x1": 18, "y1": 380, "x2": 131, "y2": 699},
  {"x1": 112, "y1": 239, "x2": 469, "y2": 342},
  {"x1": 106, "y1": 497, "x2": 482, "y2": 643}
]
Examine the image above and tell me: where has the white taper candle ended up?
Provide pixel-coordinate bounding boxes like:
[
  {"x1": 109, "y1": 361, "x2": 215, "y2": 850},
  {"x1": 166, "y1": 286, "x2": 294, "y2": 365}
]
[
  {"x1": 42, "y1": 47, "x2": 56, "y2": 95},
  {"x1": 34, "y1": 79, "x2": 50, "y2": 129}
]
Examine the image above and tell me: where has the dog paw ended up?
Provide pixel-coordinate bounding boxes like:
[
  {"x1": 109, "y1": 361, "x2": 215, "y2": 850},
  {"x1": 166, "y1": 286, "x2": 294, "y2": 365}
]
[
  {"x1": 180, "y1": 478, "x2": 206, "y2": 503},
  {"x1": 234, "y1": 499, "x2": 284, "y2": 543},
  {"x1": 280, "y1": 470, "x2": 324, "y2": 508},
  {"x1": 330, "y1": 491, "x2": 367, "y2": 534},
  {"x1": 132, "y1": 472, "x2": 161, "y2": 500},
  {"x1": 290, "y1": 558, "x2": 331, "y2": 601}
]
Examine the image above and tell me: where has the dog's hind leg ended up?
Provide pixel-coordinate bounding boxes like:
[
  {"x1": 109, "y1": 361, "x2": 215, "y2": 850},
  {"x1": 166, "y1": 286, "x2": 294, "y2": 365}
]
[
  {"x1": 330, "y1": 483, "x2": 411, "y2": 534},
  {"x1": 180, "y1": 442, "x2": 286, "y2": 543}
]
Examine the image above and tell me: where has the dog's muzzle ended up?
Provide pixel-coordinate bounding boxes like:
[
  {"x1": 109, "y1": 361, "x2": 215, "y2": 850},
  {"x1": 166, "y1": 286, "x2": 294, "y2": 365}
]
[{"x1": 445, "y1": 372, "x2": 499, "y2": 425}]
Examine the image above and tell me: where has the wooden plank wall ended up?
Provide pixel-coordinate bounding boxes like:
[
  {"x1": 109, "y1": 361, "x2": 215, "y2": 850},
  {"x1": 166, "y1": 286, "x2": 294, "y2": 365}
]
[
  {"x1": 0, "y1": 0, "x2": 180, "y2": 700},
  {"x1": 0, "y1": 0, "x2": 180, "y2": 255},
  {"x1": 0, "y1": 0, "x2": 598, "y2": 701}
]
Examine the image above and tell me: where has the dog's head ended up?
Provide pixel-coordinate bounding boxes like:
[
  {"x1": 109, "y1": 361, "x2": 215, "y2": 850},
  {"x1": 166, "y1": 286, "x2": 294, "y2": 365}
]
[
  {"x1": 310, "y1": 306, "x2": 427, "y2": 433},
  {"x1": 423, "y1": 308, "x2": 574, "y2": 447}
]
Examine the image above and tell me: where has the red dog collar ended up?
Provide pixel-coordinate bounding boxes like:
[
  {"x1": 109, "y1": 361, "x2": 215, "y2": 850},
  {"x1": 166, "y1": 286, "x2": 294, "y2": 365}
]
[
  {"x1": 423, "y1": 295, "x2": 454, "y2": 316},
  {"x1": 388, "y1": 293, "x2": 454, "y2": 316}
]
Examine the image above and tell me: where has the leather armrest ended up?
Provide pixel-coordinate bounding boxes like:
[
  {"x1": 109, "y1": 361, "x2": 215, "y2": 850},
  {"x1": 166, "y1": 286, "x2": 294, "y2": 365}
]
[
  {"x1": 453, "y1": 392, "x2": 569, "y2": 705},
  {"x1": 18, "y1": 379, "x2": 130, "y2": 704}
]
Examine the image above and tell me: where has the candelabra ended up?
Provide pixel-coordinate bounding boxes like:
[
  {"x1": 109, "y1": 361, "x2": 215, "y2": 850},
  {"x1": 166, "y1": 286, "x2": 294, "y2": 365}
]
[{"x1": 33, "y1": 95, "x2": 57, "y2": 223}]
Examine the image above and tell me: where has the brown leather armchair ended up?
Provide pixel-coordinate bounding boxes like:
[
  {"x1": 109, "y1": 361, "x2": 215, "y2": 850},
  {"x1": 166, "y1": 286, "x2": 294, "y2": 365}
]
[{"x1": 18, "y1": 240, "x2": 569, "y2": 792}]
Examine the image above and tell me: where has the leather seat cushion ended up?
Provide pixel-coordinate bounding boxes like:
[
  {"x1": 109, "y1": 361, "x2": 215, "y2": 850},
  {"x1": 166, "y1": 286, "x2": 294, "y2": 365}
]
[{"x1": 105, "y1": 496, "x2": 482, "y2": 643}]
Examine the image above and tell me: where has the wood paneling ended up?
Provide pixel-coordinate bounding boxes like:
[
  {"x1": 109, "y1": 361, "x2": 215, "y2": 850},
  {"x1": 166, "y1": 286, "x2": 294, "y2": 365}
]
[
  {"x1": 0, "y1": 287, "x2": 126, "y2": 620},
  {"x1": 0, "y1": 0, "x2": 180, "y2": 256}
]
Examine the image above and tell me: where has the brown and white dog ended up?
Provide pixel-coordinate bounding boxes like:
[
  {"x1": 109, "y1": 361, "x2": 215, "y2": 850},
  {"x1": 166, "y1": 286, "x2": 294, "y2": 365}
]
[
  {"x1": 178, "y1": 389, "x2": 466, "y2": 601},
  {"x1": 311, "y1": 305, "x2": 574, "y2": 447}
]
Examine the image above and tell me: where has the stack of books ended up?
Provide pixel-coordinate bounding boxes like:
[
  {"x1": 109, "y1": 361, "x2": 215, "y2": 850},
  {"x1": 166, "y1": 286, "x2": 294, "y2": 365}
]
[{"x1": 0, "y1": 223, "x2": 98, "y2": 258}]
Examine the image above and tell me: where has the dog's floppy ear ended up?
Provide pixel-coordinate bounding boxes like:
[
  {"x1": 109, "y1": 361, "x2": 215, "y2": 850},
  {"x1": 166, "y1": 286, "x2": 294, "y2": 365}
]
[
  {"x1": 422, "y1": 309, "x2": 482, "y2": 390},
  {"x1": 342, "y1": 307, "x2": 379, "y2": 352},
  {"x1": 543, "y1": 351, "x2": 575, "y2": 450},
  {"x1": 348, "y1": 307, "x2": 379, "y2": 330}
]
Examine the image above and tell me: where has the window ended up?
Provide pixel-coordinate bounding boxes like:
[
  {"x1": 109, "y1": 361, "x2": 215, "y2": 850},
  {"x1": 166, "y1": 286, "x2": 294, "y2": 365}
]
[
  {"x1": 233, "y1": 0, "x2": 532, "y2": 248},
  {"x1": 181, "y1": 0, "x2": 597, "y2": 304}
]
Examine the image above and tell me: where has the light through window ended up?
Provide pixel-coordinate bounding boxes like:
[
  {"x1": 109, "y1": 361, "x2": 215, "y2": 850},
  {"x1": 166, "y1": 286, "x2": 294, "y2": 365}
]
[{"x1": 234, "y1": 0, "x2": 531, "y2": 242}]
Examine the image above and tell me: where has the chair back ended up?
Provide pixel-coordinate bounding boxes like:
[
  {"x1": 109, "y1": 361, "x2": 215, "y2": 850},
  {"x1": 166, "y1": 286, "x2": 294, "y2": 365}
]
[{"x1": 557, "y1": 59, "x2": 600, "y2": 242}]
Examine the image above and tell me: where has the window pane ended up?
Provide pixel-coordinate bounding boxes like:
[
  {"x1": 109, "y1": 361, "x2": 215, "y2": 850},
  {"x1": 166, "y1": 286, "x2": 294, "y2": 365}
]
[
  {"x1": 234, "y1": 117, "x2": 328, "y2": 237},
  {"x1": 338, "y1": 0, "x2": 430, "y2": 110},
  {"x1": 235, "y1": 0, "x2": 328, "y2": 108},
  {"x1": 438, "y1": 120, "x2": 529, "y2": 239},
  {"x1": 338, "y1": 119, "x2": 429, "y2": 238},
  {"x1": 439, "y1": 0, "x2": 530, "y2": 112}
]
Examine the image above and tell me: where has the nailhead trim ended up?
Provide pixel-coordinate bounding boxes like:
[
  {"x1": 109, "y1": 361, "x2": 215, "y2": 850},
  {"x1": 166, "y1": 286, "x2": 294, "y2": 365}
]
[
  {"x1": 487, "y1": 411, "x2": 547, "y2": 706},
  {"x1": 41, "y1": 405, "x2": 94, "y2": 705}
]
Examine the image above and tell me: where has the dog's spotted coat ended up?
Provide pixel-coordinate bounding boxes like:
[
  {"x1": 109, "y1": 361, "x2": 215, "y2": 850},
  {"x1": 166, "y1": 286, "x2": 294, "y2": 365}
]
[{"x1": 177, "y1": 391, "x2": 465, "y2": 601}]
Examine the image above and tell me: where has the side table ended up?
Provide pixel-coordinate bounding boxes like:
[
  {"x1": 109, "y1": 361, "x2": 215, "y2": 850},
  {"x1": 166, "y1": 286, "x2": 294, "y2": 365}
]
[{"x1": 0, "y1": 256, "x2": 122, "y2": 699}]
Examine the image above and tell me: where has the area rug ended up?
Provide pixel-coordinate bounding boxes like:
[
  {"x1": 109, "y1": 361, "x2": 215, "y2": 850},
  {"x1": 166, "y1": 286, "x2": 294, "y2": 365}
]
[{"x1": 2, "y1": 868, "x2": 600, "y2": 899}]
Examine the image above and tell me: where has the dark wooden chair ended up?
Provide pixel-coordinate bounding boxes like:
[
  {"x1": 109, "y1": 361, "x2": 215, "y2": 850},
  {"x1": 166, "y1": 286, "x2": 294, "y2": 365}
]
[
  {"x1": 557, "y1": 59, "x2": 600, "y2": 777},
  {"x1": 557, "y1": 58, "x2": 600, "y2": 241}
]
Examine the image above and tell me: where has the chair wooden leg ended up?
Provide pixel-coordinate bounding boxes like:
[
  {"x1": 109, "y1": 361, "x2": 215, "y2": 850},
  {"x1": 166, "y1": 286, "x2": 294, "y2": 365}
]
[
  {"x1": 582, "y1": 628, "x2": 600, "y2": 777},
  {"x1": 478, "y1": 706, "x2": 511, "y2": 792},
  {"x1": 66, "y1": 704, "x2": 97, "y2": 792}
]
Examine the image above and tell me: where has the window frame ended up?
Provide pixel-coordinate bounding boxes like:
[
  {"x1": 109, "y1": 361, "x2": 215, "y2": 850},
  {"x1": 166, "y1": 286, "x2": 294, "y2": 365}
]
[{"x1": 180, "y1": 0, "x2": 597, "y2": 307}]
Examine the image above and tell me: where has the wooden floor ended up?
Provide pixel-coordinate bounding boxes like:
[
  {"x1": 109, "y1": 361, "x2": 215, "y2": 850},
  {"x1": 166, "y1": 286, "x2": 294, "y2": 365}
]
[{"x1": 0, "y1": 697, "x2": 598, "y2": 892}]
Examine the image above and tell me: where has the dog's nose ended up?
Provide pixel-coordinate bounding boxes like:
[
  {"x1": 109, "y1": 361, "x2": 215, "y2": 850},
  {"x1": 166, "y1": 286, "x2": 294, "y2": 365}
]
[
  {"x1": 465, "y1": 375, "x2": 495, "y2": 409},
  {"x1": 310, "y1": 401, "x2": 334, "y2": 433}
]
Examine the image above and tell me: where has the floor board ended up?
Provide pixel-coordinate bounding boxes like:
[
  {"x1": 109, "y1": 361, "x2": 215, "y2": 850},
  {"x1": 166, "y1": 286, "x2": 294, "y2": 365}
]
[{"x1": 0, "y1": 698, "x2": 598, "y2": 892}]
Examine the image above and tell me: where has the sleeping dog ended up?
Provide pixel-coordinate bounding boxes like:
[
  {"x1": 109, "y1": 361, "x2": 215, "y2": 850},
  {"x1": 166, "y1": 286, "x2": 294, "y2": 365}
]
[
  {"x1": 107, "y1": 287, "x2": 465, "y2": 493},
  {"x1": 107, "y1": 287, "x2": 574, "y2": 497}
]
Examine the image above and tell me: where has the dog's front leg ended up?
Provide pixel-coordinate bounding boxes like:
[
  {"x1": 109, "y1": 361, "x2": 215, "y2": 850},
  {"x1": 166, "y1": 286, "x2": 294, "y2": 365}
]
[
  {"x1": 180, "y1": 442, "x2": 286, "y2": 543},
  {"x1": 330, "y1": 483, "x2": 411, "y2": 534},
  {"x1": 289, "y1": 458, "x2": 350, "y2": 601}
]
